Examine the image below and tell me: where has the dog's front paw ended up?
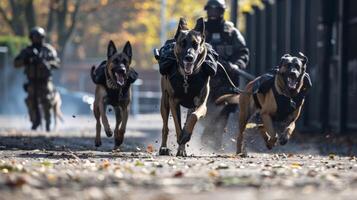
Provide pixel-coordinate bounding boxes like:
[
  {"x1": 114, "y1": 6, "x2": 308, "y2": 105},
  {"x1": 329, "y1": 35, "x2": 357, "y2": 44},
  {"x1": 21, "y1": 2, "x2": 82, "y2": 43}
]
[
  {"x1": 178, "y1": 130, "x2": 192, "y2": 145},
  {"x1": 176, "y1": 149, "x2": 187, "y2": 157},
  {"x1": 114, "y1": 133, "x2": 124, "y2": 148},
  {"x1": 159, "y1": 147, "x2": 171, "y2": 156},
  {"x1": 266, "y1": 137, "x2": 277, "y2": 150},
  {"x1": 236, "y1": 147, "x2": 247, "y2": 158},
  {"x1": 105, "y1": 129, "x2": 113, "y2": 137},
  {"x1": 279, "y1": 135, "x2": 289, "y2": 145},
  {"x1": 95, "y1": 138, "x2": 102, "y2": 147}
]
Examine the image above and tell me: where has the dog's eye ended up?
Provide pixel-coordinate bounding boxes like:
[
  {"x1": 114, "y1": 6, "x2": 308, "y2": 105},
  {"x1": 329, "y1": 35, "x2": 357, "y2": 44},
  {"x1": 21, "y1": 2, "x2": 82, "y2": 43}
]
[
  {"x1": 192, "y1": 41, "x2": 198, "y2": 49},
  {"x1": 113, "y1": 59, "x2": 119, "y2": 64}
]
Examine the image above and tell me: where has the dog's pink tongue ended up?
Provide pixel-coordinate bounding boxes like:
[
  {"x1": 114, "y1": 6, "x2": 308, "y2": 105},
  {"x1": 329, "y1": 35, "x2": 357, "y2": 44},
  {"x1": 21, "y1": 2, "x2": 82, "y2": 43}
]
[{"x1": 116, "y1": 73, "x2": 124, "y2": 85}]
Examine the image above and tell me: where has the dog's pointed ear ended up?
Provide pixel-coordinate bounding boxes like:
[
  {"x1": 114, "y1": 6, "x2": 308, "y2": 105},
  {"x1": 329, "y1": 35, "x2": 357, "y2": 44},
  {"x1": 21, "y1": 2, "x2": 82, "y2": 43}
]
[
  {"x1": 175, "y1": 17, "x2": 188, "y2": 41},
  {"x1": 123, "y1": 41, "x2": 132, "y2": 64},
  {"x1": 279, "y1": 54, "x2": 291, "y2": 68},
  {"x1": 298, "y1": 52, "x2": 308, "y2": 68},
  {"x1": 194, "y1": 17, "x2": 205, "y2": 36},
  {"x1": 107, "y1": 40, "x2": 117, "y2": 59}
]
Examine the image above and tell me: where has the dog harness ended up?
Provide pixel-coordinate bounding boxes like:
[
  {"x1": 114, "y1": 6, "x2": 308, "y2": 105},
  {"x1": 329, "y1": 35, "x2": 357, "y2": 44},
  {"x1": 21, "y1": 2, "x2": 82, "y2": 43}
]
[
  {"x1": 252, "y1": 70, "x2": 311, "y2": 121},
  {"x1": 157, "y1": 40, "x2": 218, "y2": 108},
  {"x1": 91, "y1": 61, "x2": 138, "y2": 106}
]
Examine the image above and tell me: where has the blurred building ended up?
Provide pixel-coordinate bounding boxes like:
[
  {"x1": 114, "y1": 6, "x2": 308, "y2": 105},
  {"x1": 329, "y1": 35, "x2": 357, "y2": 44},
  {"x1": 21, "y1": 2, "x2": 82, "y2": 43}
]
[{"x1": 242, "y1": 0, "x2": 357, "y2": 133}]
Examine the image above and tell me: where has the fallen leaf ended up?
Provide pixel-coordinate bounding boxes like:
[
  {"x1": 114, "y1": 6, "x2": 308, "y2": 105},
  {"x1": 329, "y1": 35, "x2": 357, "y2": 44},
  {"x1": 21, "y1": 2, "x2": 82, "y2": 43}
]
[
  {"x1": 134, "y1": 160, "x2": 144, "y2": 167},
  {"x1": 208, "y1": 170, "x2": 219, "y2": 178},
  {"x1": 146, "y1": 145, "x2": 154, "y2": 153},
  {"x1": 6, "y1": 176, "x2": 27, "y2": 188},
  {"x1": 290, "y1": 162, "x2": 303, "y2": 169},
  {"x1": 173, "y1": 171, "x2": 184, "y2": 178},
  {"x1": 329, "y1": 153, "x2": 336, "y2": 160},
  {"x1": 99, "y1": 160, "x2": 110, "y2": 170}
]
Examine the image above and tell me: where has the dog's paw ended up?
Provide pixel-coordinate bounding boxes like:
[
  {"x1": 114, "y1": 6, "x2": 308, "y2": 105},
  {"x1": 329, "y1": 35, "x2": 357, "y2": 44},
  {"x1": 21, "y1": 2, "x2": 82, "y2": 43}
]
[
  {"x1": 115, "y1": 136, "x2": 124, "y2": 147},
  {"x1": 176, "y1": 149, "x2": 187, "y2": 157},
  {"x1": 178, "y1": 130, "x2": 192, "y2": 145},
  {"x1": 105, "y1": 129, "x2": 113, "y2": 137},
  {"x1": 159, "y1": 147, "x2": 171, "y2": 156},
  {"x1": 279, "y1": 136, "x2": 288, "y2": 145},
  {"x1": 236, "y1": 147, "x2": 247, "y2": 158},
  {"x1": 113, "y1": 145, "x2": 121, "y2": 151},
  {"x1": 95, "y1": 139, "x2": 102, "y2": 147},
  {"x1": 236, "y1": 152, "x2": 247, "y2": 158},
  {"x1": 266, "y1": 137, "x2": 277, "y2": 150}
]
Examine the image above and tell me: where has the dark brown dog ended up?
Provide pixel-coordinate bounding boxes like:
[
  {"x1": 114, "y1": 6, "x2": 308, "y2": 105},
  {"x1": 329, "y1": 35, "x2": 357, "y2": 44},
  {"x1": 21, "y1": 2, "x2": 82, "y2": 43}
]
[
  {"x1": 91, "y1": 40, "x2": 137, "y2": 149},
  {"x1": 236, "y1": 53, "x2": 311, "y2": 156},
  {"x1": 159, "y1": 18, "x2": 214, "y2": 157}
]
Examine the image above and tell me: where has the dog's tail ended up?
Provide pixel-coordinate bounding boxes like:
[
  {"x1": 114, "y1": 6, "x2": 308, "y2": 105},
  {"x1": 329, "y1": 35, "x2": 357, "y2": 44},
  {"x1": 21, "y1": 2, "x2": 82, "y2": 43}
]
[{"x1": 90, "y1": 65, "x2": 98, "y2": 84}]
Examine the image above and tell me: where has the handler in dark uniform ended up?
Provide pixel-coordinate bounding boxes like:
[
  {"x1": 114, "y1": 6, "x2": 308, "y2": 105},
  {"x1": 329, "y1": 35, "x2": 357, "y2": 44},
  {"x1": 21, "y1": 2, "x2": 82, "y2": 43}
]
[
  {"x1": 14, "y1": 27, "x2": 60, "y2": 131},
  {"x1": 201, "y1": 0, "x2": 250, "y2": 149}
]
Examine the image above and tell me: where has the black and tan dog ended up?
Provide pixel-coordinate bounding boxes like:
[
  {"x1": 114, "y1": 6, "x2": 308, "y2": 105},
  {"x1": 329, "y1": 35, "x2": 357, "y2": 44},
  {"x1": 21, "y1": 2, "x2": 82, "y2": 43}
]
[
  {"x1": 91, "y1": 40, "x2": 137, "y2": 149},
  {"x1": 236, "y1": 53, "x2": 312, "y2": 156},
  {"x1": 156, "y1": 18, "x2": 217, "y2": 156}
]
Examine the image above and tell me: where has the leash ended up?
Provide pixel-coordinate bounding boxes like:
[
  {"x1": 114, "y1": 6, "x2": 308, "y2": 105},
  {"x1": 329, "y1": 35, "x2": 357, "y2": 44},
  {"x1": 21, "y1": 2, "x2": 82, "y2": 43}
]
[
  {"x1": 154, "y1": 48, "x2": 252, "y2": 94},
  {"x1": 217, "y1": 61, "x2": 249, "y2": 94}
]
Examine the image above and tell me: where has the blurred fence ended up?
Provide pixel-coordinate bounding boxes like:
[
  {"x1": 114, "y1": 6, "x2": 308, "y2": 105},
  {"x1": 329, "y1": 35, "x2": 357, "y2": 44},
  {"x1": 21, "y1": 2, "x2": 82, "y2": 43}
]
[{"x1": 243, "y1": 0, "x2": 357, "y2": 134}]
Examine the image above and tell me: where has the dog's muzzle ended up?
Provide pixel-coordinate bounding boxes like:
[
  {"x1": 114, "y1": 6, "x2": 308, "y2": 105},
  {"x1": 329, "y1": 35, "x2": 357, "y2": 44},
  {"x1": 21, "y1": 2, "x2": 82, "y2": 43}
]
[
  {"x1": 286, "y1": 69, "x2": 300, "y2": 90},
  {"x1": 183, "y1": 55, "x2": 194, "y2": 75},
  {"x1": 114, "y1": 68, "x2": 126, "y2": 86}
]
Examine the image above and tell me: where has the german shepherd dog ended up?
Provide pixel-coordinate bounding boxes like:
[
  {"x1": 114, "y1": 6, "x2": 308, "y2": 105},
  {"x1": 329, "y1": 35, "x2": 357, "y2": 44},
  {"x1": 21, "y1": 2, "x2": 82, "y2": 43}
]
[
  {"x1": 91, "y1": 40, "x2": 135, "y2": 149},
  {"x1": 159, "y1": 18, "x2": 211, "y2": 156},
  {"x1": 236, "y1": 53, "x2": 311, "y2": 156}
]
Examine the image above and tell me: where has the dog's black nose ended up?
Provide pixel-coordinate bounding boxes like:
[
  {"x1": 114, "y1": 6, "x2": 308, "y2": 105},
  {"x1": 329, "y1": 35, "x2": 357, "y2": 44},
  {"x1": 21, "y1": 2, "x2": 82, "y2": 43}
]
[
  {"x1": 184, "y1": 55, "x2": 194, "y2": 62},
  {"x1": 117, "y1": 67, "x2": 126, "y2": 74}
]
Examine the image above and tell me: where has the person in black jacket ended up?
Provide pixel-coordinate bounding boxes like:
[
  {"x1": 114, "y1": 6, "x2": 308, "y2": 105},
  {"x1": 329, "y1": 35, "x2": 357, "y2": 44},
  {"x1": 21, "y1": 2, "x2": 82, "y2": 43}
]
[{"x1": 201, "y1": 0, "x2": 250, "y2": 150}]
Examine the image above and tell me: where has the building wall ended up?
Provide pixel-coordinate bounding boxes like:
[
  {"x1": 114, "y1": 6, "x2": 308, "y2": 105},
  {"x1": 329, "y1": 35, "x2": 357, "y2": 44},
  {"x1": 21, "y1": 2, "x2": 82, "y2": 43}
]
[{"x1": 244, "y1": 0, "x2": 357, "y2": 133}]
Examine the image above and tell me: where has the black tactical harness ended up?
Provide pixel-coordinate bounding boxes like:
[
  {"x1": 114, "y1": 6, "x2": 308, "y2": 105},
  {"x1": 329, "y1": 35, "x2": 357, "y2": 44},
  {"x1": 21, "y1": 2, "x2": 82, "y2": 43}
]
[
  {"x1": 252, "y1": 71, "x2": 311, "y2": 121},
  {"x1": 157, "y1": 41, "x2": 218, "y2": 109},
  {"x1": 91, "y1": 61, "x2": 138, "y2": 107}
]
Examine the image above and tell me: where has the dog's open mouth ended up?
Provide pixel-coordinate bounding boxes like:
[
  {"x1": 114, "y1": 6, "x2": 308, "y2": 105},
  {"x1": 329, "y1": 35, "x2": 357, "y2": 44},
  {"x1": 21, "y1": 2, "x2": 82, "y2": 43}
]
[
  {"x1": 115, "y1": 72, "x2": 125, "y2": 86},
  {"x1": 287, "y1": 76, "x2": 298, "y2": 89},
  {"x1": 183, "y1": 61, "x2": 194, "y2": 75}
]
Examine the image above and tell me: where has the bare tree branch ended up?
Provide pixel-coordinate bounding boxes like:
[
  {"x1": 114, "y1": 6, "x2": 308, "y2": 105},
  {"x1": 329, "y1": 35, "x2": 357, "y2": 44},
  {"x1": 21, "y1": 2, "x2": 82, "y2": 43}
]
[
  {"x1": 65, "y1": 0, "x2": 81, "y2": 40},
  {"x1": 46, "y1": 0, "x2": 56, "y2": 35},
  {"x1": 24, "y1": 0, "x2": 36, "y2": 31}
]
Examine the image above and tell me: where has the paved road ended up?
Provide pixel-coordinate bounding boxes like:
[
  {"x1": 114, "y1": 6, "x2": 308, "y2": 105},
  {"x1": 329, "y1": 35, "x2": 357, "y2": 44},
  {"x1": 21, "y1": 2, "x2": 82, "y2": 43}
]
[{"x1": 0, "y1": 114, "x2": 356, "y2": 200}]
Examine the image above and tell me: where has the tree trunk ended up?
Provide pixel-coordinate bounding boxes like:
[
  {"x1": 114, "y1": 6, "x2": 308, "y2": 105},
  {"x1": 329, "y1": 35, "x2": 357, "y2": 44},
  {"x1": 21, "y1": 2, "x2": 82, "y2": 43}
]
[{"x1": 24, "y1": 0, "x2": 37, "y2": 31}]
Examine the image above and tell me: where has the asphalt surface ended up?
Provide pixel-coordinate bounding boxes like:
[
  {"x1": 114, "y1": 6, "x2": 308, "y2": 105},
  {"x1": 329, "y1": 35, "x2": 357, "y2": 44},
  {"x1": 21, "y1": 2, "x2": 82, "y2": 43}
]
[{"x1": 0, "y1": 114, "x2": 357, "y2": 200}]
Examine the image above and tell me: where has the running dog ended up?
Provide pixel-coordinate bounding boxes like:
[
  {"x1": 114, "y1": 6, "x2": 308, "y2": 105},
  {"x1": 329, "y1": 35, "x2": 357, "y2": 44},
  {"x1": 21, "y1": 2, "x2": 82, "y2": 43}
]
[
  {"x1": 236, "y1": 53, "x2": 312, "y2": 156},
  {"x1": 156, "y1": 18, "x2": 218, "y2": 156},
  {"x1": 91, "y1": 40, "x2": 137, "y2": 149}
]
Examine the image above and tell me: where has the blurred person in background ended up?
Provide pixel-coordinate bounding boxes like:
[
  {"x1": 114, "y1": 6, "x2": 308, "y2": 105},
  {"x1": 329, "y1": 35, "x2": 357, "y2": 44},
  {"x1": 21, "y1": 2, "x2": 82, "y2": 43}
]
[
  {"x1": 14, "y1": 26, "x2": 60, "y2": 131},
  {"x1": 201, "y1": 0, "x2": 250, "y2": 149}
]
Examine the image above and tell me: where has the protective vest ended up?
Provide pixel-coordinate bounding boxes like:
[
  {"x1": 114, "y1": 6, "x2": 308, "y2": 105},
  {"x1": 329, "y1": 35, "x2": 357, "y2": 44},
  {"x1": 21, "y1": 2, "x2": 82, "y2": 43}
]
[
  {"x1": 157, "y1": 40, "x2": 218, "y2": 108},
  {"x1": 252, "y1": 70, "x2": 312, "y2": 121},
  {"x1": 22, "y1": 43, "x2": 59, "y2": 80},
  {"x1": 91, "y1": 61, "x2": 138, "y2": 107}
]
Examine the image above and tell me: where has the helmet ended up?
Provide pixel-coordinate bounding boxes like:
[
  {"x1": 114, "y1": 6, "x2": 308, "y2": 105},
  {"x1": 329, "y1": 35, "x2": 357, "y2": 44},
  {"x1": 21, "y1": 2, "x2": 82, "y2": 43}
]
[
  {"x1": 204, "y1": 0, "x2": 226, "y2": 10},
  {"x1": 29, "y1": 26, "x2": 46, "y2": 39}
]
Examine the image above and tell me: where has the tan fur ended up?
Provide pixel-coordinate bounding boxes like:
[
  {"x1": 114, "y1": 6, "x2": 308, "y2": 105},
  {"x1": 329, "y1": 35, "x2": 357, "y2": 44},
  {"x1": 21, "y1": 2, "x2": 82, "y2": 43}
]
[
  {"x1": 92, "y1": 41, "x2": 132, "y2": 149},
  {"x1": 236, "y1": 71, "x2": 305, "y2": 156},
  {"x1": 93, "y1": 85, "x2": 130, "y2": 149},
  {"x1": 159, "y1": 17, "x2": 209, "y2": 157}
]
